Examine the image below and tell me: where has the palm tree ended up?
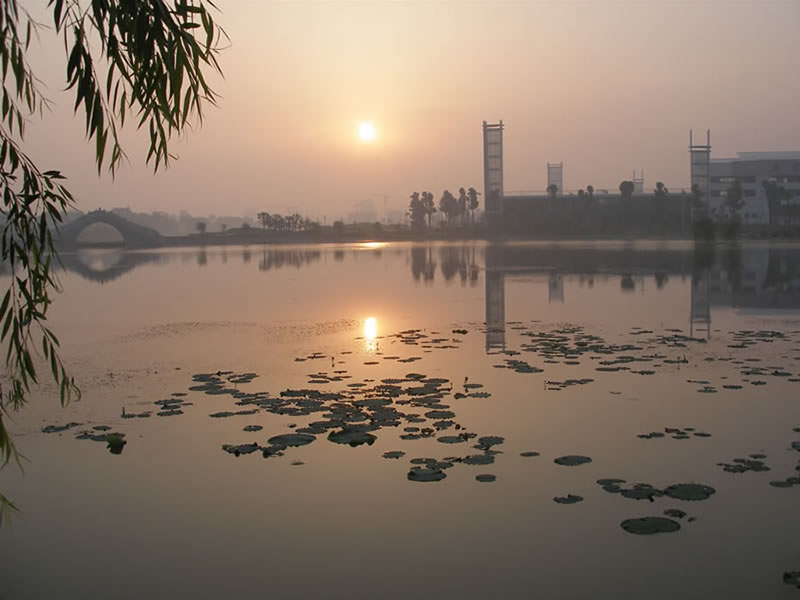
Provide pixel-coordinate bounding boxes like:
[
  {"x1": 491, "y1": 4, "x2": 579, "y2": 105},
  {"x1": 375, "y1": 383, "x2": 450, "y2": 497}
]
[
  {"x1": 467, "y1": 187, "x2": 480, "y2": 225},
  {"x1": 457, "y1": 187, "x2": 468, "y2": 226}
]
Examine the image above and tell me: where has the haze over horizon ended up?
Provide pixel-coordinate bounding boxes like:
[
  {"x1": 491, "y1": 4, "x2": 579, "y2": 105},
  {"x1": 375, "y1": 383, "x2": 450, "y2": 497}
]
[{"x1": 22, "y1": 0, "x2": 800, "y2": 221}]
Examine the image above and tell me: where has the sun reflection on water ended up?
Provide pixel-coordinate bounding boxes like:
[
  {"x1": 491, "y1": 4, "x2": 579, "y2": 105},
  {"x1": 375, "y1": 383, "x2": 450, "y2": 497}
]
[
  {"x1": 364, "y1": 317, "x2": 378, "y2": 352},
  {"x1": 358, "y1": 242, "x2": 386, "y2": 250}
]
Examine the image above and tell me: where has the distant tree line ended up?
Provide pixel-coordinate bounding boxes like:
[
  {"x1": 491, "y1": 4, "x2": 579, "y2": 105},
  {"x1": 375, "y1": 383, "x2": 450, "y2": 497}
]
[
  {"x1": 408, "y1": 187, "x2": 480, "y2": 229},
  {"x1": 256, "y1": 212, "x2": 320, "y2": 232}
]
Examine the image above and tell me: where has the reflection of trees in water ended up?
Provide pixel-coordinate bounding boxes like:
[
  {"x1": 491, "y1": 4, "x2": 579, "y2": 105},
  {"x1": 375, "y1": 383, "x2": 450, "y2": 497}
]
[
  {"x1": 438, "y1": 245, "x2": 480, "y2": 286},
  {"x1": 197, "y1": 249, "x2": 207, "y2": 266},
  {"x1": 620, "y1": 274, "x2": 635, "y2": 291},
  {"x1": 242, "y1": 248, "x2": 251, "y2": 263},
  {"x1": 258, "y1": 249, "x2": 321, "y2": 272},
  {"x1": 410, "y1": 247, "x2": 436, "y2": 283},
  {"x1": 724, "y1": 245, "x2": 742, "y2": 291}
]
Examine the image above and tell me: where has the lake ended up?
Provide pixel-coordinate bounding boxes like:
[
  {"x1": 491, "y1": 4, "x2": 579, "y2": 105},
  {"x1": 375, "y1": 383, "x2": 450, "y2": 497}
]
[{"x1": 1, "y1": 240, "x2": 799, "y2": 599}]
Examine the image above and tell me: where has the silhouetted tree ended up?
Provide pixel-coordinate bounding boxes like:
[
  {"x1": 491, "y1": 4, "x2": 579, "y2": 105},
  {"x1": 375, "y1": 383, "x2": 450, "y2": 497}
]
[
  {"x1": 439, "y1": 190, "x2": 458, "y2": 225},
  {"x1": 653, "y1": 182, "x2": 670, "y2": 225},
  {"x1": 196, "y1": 221, "x2": 207, "y2": 234},
  {"x1": 422, "y1": 191, "x2": 436, "y2": 229},
  {"x1": 457, "y1": 187, "x2": 468, "y2": 226},
  {"x1": 408, "y1": 192, "x2": 426, "y2": 229},
  {"x1": 619, "y1": 180, "x2": 635, "y2": 200},
  {"x1": 257, "y1": 212, "x2": 270, "y2": 229},
  {"x1": 722, "y1": 180, "x2": 744, "y2": 239},
  {"x1": 546, "y1": 184, "x2": 559, "y2": 200},
  {"x1": 467, "y1": 187, "x2": 480, "y2": 225},
  {"x1": 0, "y1": 0, "x2": 225, "y2": 504},
  {"x1": 586, "y1": 185, "x2": 594, "y2": 199}
]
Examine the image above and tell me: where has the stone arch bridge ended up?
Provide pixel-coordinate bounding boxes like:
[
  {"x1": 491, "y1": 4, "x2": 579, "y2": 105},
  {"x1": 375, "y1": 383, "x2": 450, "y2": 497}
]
[{"x1": 54, "y1": 210, "x2": 164, "y2": 248}]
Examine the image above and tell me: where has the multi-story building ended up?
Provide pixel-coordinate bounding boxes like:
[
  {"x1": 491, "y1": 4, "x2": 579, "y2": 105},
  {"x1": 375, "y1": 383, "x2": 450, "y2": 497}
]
[{"x1": 708, "y1": 152, "x2": 800, "y2": 224}]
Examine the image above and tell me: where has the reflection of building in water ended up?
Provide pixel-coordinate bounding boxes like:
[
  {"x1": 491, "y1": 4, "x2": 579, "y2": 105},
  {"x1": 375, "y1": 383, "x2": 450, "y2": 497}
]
[
  {"x1": 706, "y1": 245, "x2": 800, "y2": 309},
  {"x1": 548, "y1": 273, "x2": 564, "y2": 303},
  {"x1": 473, "y1": 242, "x2": 800, "y2": 352},
  {"x1": 484, "y1": 246, "x2": 506, "y2": 352},
  {"x1": 690, "y1": 270, "x2": 711, "y2": 338}
]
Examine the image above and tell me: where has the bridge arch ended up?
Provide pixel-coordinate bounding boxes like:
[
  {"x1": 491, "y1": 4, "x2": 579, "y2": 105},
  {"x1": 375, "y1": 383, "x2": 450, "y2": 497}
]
[{"x1": 55, "y1": 210, "x2": 164, "y2": 248}]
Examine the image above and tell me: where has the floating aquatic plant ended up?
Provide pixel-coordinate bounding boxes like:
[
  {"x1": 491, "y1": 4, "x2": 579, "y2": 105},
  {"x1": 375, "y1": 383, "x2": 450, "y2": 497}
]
[
  {"x1": 554, "y1": 455, "x2": 592, "y2": 467},
  {"x1": 620, "y1": 517, "x2": 681, "y2": 535},
  {"x1": 553, "y1": 494, "x2": 583, "y2": 504}
]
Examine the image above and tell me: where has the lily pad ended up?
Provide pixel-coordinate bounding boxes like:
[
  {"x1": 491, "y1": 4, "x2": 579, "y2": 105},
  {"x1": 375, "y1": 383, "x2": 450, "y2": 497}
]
[
  {"x1": 408, "y1": 467, "x2": 446, "y2": 482},
  {"x1": 520, "y1": 451, "x2": 540, "y2": 457},
  {"x1": 222, "y1": 443, "x2": 260, "y2": 456},
  {"x1": 621, "y1": 516, "x2": 681, "y2": 535},
  {"x1": 106, "y1": 434, "x2": 126, "y2": 455},
  {"x1": 42, "y1": 423, "x2": 81, "y2": 434},
  {"x1": 327, "y1": 428, "x2": 377, "y2": 447},
  {"x1": 463, "y1": 454, "x2": 495, "y2": 465},
  {"x1": 475, "y1": 474, "x2": 496, "y2": 482},
  {"x1": 554, "y1": 455, "x2": 592, "y2": 467},
  {"x1": 268, "y1": 433, "x2": 316, "y2": 447},
  {"x1": 382, "y1": 450, "x2": 405, "y2": 459},
  {"x1": 437, "y1": 435, "x2": 466, "y2": 444},
  {"x1": 663, "y1": 483, "x2": 716, "y2": 501},
  {"x1": 784, "y1": 571, "x2": 800, "y2": 589},
  {"x1": 554, "y1": 494, "x2": 583, "y2": 504}
]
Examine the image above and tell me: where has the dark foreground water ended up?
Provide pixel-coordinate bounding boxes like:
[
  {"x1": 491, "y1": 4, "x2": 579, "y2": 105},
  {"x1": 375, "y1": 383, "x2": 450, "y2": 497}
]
[{"x1": 1, "y1": 241, "x2": 799, "y2": 599}]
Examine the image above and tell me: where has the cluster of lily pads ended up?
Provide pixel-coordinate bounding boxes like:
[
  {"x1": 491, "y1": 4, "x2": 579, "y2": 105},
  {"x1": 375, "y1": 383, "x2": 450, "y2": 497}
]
[
  {"x1": 637, "y1": 427, "x2": 711, "y2": 440},
  {"x1": 39, "y1": 319, "x2": 800, "y2": 554},
  {"x1": 486, "y1": 323, "x2": 800, "y2": 398}
]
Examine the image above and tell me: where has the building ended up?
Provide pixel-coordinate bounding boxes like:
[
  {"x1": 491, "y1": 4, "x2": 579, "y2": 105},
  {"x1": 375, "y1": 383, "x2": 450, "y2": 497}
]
[
  {"x1": 482, "y1": 121, "x2": 504, "y2": 228},
  {"x1": 708, "y1": 151, "x2": 800, "y2": 224},
  {"x1": 547, "y1": 162, "x2": 563, "y2": 194}
]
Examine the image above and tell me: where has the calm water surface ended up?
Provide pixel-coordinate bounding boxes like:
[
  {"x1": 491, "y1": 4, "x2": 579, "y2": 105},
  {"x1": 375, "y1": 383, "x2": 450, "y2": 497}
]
[{"x1": 1, "y1": 241, "x2": 799, "y2": 599}]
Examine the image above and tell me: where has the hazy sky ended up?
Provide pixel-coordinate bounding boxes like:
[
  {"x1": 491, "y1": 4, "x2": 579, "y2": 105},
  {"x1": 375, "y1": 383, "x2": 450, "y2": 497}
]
[{"x1": 22, "y1": 0, "x2": 800, "y2": 220}]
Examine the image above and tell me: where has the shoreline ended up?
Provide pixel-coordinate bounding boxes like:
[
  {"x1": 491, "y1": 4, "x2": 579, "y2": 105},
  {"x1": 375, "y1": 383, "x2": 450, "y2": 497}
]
[{"x1": 58, "y1": 227, "x2": 800, "y2": 251}]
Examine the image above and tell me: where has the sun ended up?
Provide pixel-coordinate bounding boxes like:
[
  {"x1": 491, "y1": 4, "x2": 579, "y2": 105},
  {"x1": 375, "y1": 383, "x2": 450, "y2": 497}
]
[{"x1": 358, "y1": 122, "x2": 376, "y2": 141}]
